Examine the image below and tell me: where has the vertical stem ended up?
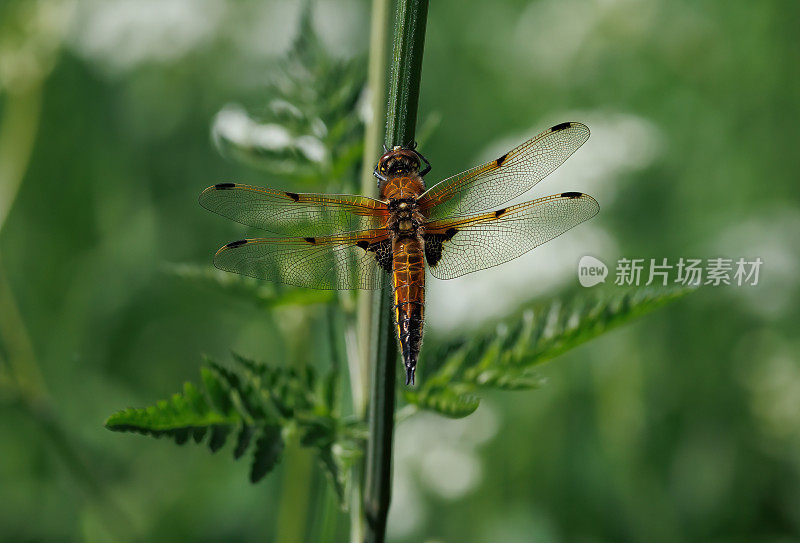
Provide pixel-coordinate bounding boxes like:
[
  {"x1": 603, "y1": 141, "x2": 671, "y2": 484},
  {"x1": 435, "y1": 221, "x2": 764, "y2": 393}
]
[
  {"x1": 362, "y1": 1, "x2": 429, "y2": 542},
  {"x1": 275, "y1": 309, "x2": 314, "y2": 543},
  {"x1": 385, "y1": 0, "x2": 429, "y2": 148},
  {"x1": 354, "y1": 0, "x2": 391, "y2": 541},
  {"x1": 357, "y1": 0, "x2": 391, "y2": 421},
  {"x1": 362, "y1": 289, "x2": 398, "y2": 543}
]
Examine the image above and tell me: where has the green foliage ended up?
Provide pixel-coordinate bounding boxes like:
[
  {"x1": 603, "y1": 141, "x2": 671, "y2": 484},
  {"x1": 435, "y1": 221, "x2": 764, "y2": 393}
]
[
  {"x1": 406, "y1": 287, "x2": 693, "y2": 418},
  {"x1": 212, "y1": 5, "x2": 366, "y2": 186},
  {"x1": 106, "y1": 354, "x2": 361, "y2": 500},
  {"x1": 3, "y1": 0, "x2": 796, "y2": 539},
  {"x1": 103, "y1": 286, "x2": 691, "y2": 501}
]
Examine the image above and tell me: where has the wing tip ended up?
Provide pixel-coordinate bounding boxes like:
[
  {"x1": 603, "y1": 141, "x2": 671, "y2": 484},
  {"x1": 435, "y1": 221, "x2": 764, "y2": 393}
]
[
  {"x1": 199, "y1": 182, "x2": 238, "y2": 206},
  {"x1": 214, "y1": 239, "x2": 250, "y2": 266},
  {"x1": 559, "y1": 190, "x2": 599, "y2": 205},
  {"x1": 225, "y1": 239, "x2": 249, "y2": 249},
  {"x1": 559, "y1": 191, "x2": 599, "y2": 213},
  {"x1": 577, "y1": 192, "x2": 601, "y2": 216},
  {"x1": 550, "y1": 121, "x2": 590, "y2": 137},
  {"x1": 214, "y1": 240, "x2": 249, "y2": 259}
]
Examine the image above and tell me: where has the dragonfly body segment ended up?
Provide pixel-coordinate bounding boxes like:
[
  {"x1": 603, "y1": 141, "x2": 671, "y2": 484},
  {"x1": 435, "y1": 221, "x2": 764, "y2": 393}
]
[
  {"x1": 376, "y1": 149, "x2": 430, "y2": 384},
  {"x1": 201, "y1": 122, "x2": 599, "y2": 386}
]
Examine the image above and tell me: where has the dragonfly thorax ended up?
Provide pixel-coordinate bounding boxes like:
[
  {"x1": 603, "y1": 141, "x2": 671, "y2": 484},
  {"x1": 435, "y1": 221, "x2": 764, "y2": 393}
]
[{"x1": 387, "y1": 198, "x2": 423, "y2": 235}]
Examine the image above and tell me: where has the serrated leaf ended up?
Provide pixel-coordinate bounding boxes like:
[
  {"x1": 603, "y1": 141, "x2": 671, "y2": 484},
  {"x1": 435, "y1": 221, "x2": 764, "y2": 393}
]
[
  {"x1": 207, "y1": 361, "x2": 266, "y2": 421},
  {"x1": 201, "y1": 367, "x2": 233, "y2": 415},
  {"x1": 105, "y1": 381, "x2": 240, "y2": 443},
  {"x1": 234, "y1": 424, "x2": 255, "y2": 459},
  {"x1": 409, "y1": 287, "x2": 693, "y2": 416},
  {"x1": 209, "y1": 425, "x2": 231, "y2": 453},
  {"x1": 405, "y1": 386, "x2": 480, "y2": 419},
  {"x1": 192, "y1": 427, "x2": 207, "y2": 444},
  {"x1": 471, "y1": 367, "x2": 546, "y2": 390},
  {"x1": 210, "y1": 6, "x2": 365, "y2": 182},
  {"x1": 250, "y1": 426, "x2": 284, "y2": 483},
  {"x1": 106, "y1": 354, "x2": 354, "y2": 503}
]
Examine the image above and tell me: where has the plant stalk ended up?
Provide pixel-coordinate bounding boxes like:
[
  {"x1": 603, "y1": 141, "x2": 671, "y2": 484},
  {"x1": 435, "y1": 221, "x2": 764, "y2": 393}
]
[
  {"x1": 353, "y1": 0, "x2": 391, "y2": 541},
  {"x1": 362, "y1": 1, "x2": 429, "y2": 542}
]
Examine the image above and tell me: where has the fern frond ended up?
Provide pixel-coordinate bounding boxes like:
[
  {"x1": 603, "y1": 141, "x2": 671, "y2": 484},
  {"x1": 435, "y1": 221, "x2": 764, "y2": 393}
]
[
  {"x1": 406, "y1": 286, "x2": 693, "y2": 418},
  {"x1": 106, "y1": 355, "x2": 359, "y2": 498}
]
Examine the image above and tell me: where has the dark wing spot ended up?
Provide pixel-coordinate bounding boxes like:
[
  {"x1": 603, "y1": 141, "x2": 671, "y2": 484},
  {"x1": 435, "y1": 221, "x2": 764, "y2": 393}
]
[
  {"x1": 304, "y1": 237, "x2": 316, "y2": 244},
  {"x1": 370, "y1": 239, "x2": 393, "y2": 273},
  {"x1": 226, "y1": 239, "x2": 248, "y2": 248},
  {"x1": 214, "y1": 183, "x2": 236, "y2": 189},
  {"x1": 356, "y1": 240, "x2": 370, "y2": 250},
  {"x1": 445, "y1": 227, "x2": 458, "y2": 240},
  {"x1": 285, "y1": 191, "x2": 300, "y2": 202},
  {"x1": 494, "y1": 208, "x2": 507, "y2": 217},
  {"x1": 424, "y1": 234, "x2": 445, "y2": 267},
  {"x1": 561, "y1": 191, "x2": 583, "y2": 199},
  {"x1": 551, "y1": 122, "x2": 572, "y2": 132},
  {"x1": 495, "y1": 152, "x2": 509, "y2": 167}
]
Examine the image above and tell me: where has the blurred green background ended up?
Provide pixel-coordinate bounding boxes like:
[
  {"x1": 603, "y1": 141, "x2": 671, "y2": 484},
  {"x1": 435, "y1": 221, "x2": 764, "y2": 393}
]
[{"x1": 1, "y1": 0, "x2": 799, "y2": 541}]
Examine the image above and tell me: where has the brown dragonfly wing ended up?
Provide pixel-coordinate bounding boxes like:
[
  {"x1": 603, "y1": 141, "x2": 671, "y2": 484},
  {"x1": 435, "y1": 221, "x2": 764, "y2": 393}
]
[
  {"x1": 423, "y1": 192, "x2": 599, "y2": 280},
  {"x1": 214, "y1": 229, "x2": 392, "y2": 290},
  {"x1": 417, "y1": 122, "x2": 590, "y2": 220},
  {"x1": 199, "y1": 183, "x2": 388, "y2": 237}
]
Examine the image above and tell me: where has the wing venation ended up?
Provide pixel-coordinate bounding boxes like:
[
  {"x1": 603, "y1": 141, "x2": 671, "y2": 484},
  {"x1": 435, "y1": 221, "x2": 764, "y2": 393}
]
[
  {"x1": 200, "y1": 183, "x2": 388, "y2": 236},
  {"x1": 213, "y1": 230, "x2": 390, "y2": 290},
  {"x1": 423, "y1": 192, "x2": 599, "y2": 280},
  {"x1": 417, "y1": 122, "x2": 590, "y2": 219}
]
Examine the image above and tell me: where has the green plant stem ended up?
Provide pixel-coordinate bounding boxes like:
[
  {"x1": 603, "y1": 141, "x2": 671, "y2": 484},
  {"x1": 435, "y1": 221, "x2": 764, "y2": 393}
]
[
  {"x1": 276, "y1": 444, "x2": 314, "y2": 543},
  {"x1": 385, "y1": 0, "x2": 429, "y2": 148},
  {"x1": 275, "y1": 309, "x2": 315, "y2": 543},
  {"x1": 362, "y1": 1, "x2": 429, "y2": 542},
  {"x1": 357, "y1": 0, "x2": 391, "y2": 421},
  {"x1": 362, "y1": 289, "x2": 399, "y2": 543},
  {"x1": 354, "y1": 0, "x2": 391, "y2": 541}
]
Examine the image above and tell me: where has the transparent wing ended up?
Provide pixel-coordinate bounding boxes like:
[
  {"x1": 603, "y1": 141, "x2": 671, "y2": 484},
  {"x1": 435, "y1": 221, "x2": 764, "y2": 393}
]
[
  {"x1": 417, "y1": 122, "x2": 590, "y2": 220},
  {"x1": 213, "y1": 230, "x2": 391, "y2": 290},
  {"x1": 199, "y1": 183, "x2": 388, "y2": 237},
  {"x1": 423, "y1": 192, "x2": 599, "y2": 280}
]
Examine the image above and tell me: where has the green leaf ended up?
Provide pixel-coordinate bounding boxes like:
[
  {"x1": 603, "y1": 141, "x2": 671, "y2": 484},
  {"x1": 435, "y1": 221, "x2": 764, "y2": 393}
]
[
  {"x1": 106, "y1": 354, "x2": 356, "y2": 506},
  {"x1": 105, "y1": 381, "x2": 240, "y2": 444},
  {"x1": 233, "y1": 424, "x2": 255, "y2": 460},
  {"x1": 405, "y1": 385, "x2": 480, "y2": 419},
  {"x1": 250, "y1": 425, "x2": 284, "y2": 483},
  {"x1": 470, "y1": 366, "x2": 547, "y2": 390},
  {"x1": 210, "y1": 5, "x2": 366, "y2": 185},
  {"x1": 408, "y1": 286, "x2": 693, "y2": 418}
]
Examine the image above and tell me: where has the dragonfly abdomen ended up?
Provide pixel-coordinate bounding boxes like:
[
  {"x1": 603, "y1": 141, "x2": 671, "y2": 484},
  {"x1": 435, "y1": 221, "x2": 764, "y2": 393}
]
[{"x1": 391, "y1": 236, "x2": 425, "y2": 385}]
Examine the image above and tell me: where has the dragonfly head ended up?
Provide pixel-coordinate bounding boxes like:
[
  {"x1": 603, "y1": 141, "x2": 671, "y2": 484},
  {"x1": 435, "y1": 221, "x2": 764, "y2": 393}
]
[{"x1": 375, "y1": 147, "x2": 422, "y2": 182}]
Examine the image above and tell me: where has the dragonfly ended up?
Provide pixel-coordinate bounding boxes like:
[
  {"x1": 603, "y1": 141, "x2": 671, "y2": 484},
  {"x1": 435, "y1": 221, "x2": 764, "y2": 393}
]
[{"x1": 200, "y1": 121, "x2": 598, "y2": 386}]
